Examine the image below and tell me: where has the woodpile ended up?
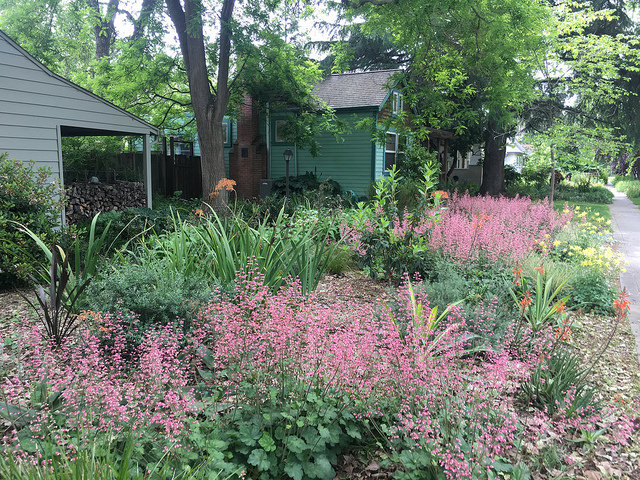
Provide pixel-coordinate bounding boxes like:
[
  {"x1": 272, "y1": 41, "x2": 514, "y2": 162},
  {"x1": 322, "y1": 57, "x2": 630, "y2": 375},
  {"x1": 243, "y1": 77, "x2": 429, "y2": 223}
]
[{"x1": 65, "y1": 181, "x2": 146, "y2": 224}]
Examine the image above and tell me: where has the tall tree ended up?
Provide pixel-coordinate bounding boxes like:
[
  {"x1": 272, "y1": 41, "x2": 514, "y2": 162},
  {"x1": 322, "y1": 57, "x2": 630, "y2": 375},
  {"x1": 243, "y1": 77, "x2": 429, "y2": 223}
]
[
  {"x1": 522, "y1": 0, "x2": 638, "y2": 201},
  {"x1": 163, "y1": 0, "x2": 320, "y2": 205},
  {"x1": 342, "y1": 0, "x2": 549, "y2": 194}
]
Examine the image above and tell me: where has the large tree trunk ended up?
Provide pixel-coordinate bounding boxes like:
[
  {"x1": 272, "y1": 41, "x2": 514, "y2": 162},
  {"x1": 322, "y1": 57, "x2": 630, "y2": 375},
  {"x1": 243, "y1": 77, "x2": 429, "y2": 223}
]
[
  {"x1": 88, "y1": 0, "x2": 119, "y2": 60},
  {"x1": 479, "y1": 119, "x2": 507, "y2": 196},
  {"x1": 549, "y1": 144, "x2": 556, "y2": 205},
  {"x1": 166, "y1": 0, "x2": 235, "y2": 209}
]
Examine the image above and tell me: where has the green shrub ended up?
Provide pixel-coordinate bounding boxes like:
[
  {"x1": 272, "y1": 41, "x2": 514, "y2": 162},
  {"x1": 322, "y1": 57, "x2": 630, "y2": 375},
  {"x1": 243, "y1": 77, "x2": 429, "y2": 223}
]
[
  {"x1": 554, "y1": 184, "x2": 613, "y2": 204},
  {"x1": 519, "y1": 349, "x2": 599, "y2": 418},
  {"x1": 325, "y1": 245, "x2": 356, "y2": 274},
  {"x1": 116, "y1": 207, "x2": 337, "y2": 296},
  {"x1": 566, "y1": 271, "x2": 615, "y2": 315},
  {"x1": 412, "y1": 257, "x2": 517, "y2": 349},
  {"x1": 446, "y1": 178, "x2": 480, "y2": 196},
  {"x1": 84, "y1": 260, "x2": 215, "y2": 331},
  {"x1": 272, "y1": 171, "x2": 341, "y2": 197},
  {"x1": 0, "y1": 154, "x2": 64, "y2": 287}
]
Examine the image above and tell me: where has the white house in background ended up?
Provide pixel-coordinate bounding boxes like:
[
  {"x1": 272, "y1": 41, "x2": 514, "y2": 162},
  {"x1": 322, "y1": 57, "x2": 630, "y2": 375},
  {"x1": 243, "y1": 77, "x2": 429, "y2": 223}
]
[
  {"x1": 505, "y1": 139, "x2": 531, "y2": 173},
  {"x1": 0, "y1": 29, "x2": 159, "y2": 221},
  {"x1": 449, "y1": 144, "x2": 484, "y2": 185}
]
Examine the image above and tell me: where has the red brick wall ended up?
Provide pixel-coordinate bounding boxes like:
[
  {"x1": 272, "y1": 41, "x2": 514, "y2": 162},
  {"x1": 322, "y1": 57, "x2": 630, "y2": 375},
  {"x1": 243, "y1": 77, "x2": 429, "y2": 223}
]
[{"x1": 229, "y1": 95, "x2": 267, "y2": 199}]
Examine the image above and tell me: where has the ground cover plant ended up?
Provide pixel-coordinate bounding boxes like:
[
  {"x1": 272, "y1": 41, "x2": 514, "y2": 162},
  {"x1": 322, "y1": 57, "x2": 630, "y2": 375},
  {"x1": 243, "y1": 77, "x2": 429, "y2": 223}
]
[{"x1": 1, "y1": 167, "x2": 638, "y2": 479}]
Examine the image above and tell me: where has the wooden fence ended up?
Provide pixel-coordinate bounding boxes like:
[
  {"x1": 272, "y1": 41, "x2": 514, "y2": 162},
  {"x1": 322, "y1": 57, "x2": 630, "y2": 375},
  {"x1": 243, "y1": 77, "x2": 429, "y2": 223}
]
[{"x1": 115, "y1": 152, "x2": 203, "y2": 200}]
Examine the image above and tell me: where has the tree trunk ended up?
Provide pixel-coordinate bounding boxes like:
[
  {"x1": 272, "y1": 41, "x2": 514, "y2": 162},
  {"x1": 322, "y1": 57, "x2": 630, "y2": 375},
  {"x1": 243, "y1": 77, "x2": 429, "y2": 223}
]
[
  {"x1": 549, "y1": 144, "x2": 556, "y2": 205},
  {"x1": 198, "y1": 118, "x2": 227, "y2": 209},
  {"x1": 479, "y1": 119, "x2": 507, "y2": 195},
  {"x1": 88, "y1": 0, "x2": 119, "y2": 60},
  {"x1": 166, "y1": 0, "x2": 235, "y2": 210}
]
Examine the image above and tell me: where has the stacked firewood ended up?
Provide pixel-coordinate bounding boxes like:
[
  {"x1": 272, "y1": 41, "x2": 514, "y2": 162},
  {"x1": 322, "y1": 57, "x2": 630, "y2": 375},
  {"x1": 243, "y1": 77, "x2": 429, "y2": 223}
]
[{"x1": 65, "y1": 181, "x2": 146, "y2": 224}]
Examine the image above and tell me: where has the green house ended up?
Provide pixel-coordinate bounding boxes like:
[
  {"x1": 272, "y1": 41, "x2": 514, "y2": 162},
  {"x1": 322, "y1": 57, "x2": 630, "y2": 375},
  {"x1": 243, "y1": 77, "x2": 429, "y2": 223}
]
[{"x1": 229, "y1": 69, "x2": 443, "y2": 199}]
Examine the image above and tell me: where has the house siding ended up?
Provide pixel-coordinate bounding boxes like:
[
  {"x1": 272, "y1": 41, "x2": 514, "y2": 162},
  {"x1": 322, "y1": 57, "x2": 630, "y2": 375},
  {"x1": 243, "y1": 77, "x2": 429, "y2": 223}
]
[
  {"x1": 269, "y1": 111, "x2": 375, "y2": 196},
  {"x1": 0, "y1": 34, "x2": 155, "y2": 179}
]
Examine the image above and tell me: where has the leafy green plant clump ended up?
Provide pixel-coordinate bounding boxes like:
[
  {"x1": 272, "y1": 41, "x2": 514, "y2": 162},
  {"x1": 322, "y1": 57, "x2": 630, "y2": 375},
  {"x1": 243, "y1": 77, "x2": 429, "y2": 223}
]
[
  {"x1": 613, "y1": 175, "x2": 640, "y2": 202},
  {"x1": 84, "y1": 260, "x2": 216, "y2": 332},
  {"x1": 0, "y1": 154, "x2": 64, "y2": 287},
  {"x1": 566, "y1": 271, "x2": 615, "y2": 316}
]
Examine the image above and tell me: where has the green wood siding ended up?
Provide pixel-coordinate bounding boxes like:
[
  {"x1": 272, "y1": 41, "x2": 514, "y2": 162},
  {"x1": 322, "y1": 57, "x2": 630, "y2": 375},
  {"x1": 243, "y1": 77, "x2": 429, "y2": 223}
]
[
  {"x1": 374, "y1": 140, "x2": 384, "y2": 181},
  {"x1": 269, "y1": 111, "x2": 376, "y2": 196}
]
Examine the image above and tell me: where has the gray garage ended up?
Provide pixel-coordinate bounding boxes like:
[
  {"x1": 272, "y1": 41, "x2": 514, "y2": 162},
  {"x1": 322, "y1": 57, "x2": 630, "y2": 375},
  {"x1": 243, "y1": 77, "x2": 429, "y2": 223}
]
[{"x1": 0, "y1": 29, "x2": 159, "y2": 222}]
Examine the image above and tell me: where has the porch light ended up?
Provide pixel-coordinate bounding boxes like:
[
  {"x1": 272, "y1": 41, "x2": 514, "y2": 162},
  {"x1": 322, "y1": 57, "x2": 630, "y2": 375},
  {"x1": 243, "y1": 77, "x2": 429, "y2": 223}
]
[{"x1": 284, "y1": 149, "x2": 293, "y2": 197}]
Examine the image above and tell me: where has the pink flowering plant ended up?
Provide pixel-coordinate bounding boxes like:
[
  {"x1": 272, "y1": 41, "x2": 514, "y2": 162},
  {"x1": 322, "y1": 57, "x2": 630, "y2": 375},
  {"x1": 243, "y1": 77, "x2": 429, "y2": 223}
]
[
  {"x1": 342, "y1": 165, "x2": 446, "y2": 280},
  {"x1": 429, "y1": 193, "x2": 573, "y2": 264}
]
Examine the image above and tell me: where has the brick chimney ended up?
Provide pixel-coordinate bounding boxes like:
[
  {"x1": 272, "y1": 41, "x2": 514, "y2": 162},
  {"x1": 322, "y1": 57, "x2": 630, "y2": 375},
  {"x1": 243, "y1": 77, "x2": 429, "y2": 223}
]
[{"x1": 229, "y1": 95, "x2": 267, "y2": 199}]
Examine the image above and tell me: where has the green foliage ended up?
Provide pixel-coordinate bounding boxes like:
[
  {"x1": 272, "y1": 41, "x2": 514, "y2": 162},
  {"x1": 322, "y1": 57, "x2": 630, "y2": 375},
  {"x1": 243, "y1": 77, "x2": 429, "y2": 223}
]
[
  {"x1": 414, "y1": 257, "x2": 517, "y2": 350},
  {"x1": 19, "y1": 214, "x2": 114, "y2": 313},
  {"x1": 553, "y1": 185, "x2": 613, "y2": 204},
  {"x1": 348, "y1": 166, "x2": 441, "y2": 281},
  {"x1": 508, "y1": 173, "x2": 613, "y2": 203},
  {"x1": 272, "y1": 172, "x2": 341, "y2": 197},
  {"x1": 445, "y1": 178, "x2": 480, "y2": 197},
  {"x1": 84, "y1": 260, "x2": 215, "y2": 332},
  {"x1": 194, "y1": 368, "x2": 372, "y2": 480},
  {"x1": 0, "y1": 432, "x2": 238, "y2": 480},
  {"x1": 0, "y1": 154, "x2": 63, "y2": 287},
  {"x1": 519, "y1": 349, "x2": 599, "y2": 418},
  {"x1": 61, "y1": 137, "x2": 130, "y2": 182},
  {"x1": 613, "y1": 176, "x2": 640, "y2": 200},
  {"x1": 566, "y1": 271, "x2": 615, "y2": 316},
  {"x1": 325, "y1": 246, "x2": 356, "y2": 275},
  {"x1": 24, "y1": 246, "x2": 90, "y2": 345},
  {"x1": 117, "y1": 207, "x2": 337, "y2": 296},
  {"x1": 512, "y1": 271, "x2": 569, "y2": 333},
  {"x1": 355, "y1": 0, "x2": 548, "y2": 147}
]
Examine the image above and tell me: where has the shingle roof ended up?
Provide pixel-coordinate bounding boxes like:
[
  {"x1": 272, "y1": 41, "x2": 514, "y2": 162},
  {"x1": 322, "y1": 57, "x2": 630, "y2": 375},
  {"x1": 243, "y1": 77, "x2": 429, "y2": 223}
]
[{"x1": 312, "y1": 69, "x2": 402, "y2": 109}]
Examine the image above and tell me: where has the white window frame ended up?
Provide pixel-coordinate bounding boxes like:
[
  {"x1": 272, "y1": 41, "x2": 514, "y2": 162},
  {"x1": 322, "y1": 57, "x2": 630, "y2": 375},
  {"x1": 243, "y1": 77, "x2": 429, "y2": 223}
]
[
  {"x1": 455, "y1": 152, "x2": 469, "y2": 169},
  {"x1": 392, "y1": 91, "x2": 403, "y2": 116},
  {"x1": 384, "y1": 132, "x2": 408, "y2": 171},
  {"x1": 274, "y1": 119, "x2": 288, "y2": 143},
  {"x1": 385, "y1": 132, "x2": 397, "y2": 171}
]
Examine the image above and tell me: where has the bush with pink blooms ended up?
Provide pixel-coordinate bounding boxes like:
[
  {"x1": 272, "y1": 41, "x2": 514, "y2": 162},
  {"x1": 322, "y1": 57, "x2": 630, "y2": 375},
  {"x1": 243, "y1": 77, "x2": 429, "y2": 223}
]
[
  {"x1": 429, "y1": 193, "x2": 572, "y2": 264},
  {"x1": 1, "y1": 268, "x2": 615, "y2": 480},
  {"x1": 344, "y1": 169, "x2": 572, "y2": 281}
]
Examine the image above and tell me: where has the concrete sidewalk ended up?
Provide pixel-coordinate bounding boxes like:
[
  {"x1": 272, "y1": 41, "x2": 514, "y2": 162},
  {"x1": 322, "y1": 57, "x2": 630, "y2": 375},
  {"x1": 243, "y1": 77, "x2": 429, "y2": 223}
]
[{"x1": 608, "y1": 186, "x2": 640, "y2": 363}]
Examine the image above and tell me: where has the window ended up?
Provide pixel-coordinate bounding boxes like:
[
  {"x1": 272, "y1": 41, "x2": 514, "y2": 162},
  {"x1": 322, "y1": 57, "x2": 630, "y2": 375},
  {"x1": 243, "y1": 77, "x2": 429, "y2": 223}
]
[
  {"x1": 385, "y1": 132, "x2": 397, "y2": 170},
  {"x1": 392, "y1": 91, "x2": 404, "y2": 116},
  {"x1": 223, "y1": 118, "x2": 231, "y2": 146},
  {"x1": 455, "y1": 152, "x2": 469, "y2": 169},
  {"x1": 385, "y1": 132, "x2": 407, "y2": 171},
  {"x1": 274, "y1": 119, "x2": 288, "y2": 144}
]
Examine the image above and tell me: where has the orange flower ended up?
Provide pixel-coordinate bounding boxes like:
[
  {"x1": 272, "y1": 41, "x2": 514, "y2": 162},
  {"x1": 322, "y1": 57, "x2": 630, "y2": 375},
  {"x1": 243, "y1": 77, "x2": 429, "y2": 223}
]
[
  {"x1": 555, "y1": 300, "x2": 566, "y2": 314},
  {"x1": 431, "y1": 190, "x2": 449, "y2": 199},
  {"x1": 472, "y1": 213, "x2": 489, "y2": 229},
  {"x1": 194, "y1": 208, "x2": 204, "y2": 217},
  {"x1": 209, "y1": 178, "x2": 236, "y2": 199},
  {"x1": 535, "y1": 264, "x2": 545, "y2": 275},
  {"x1": 519, "y1": 290, "x2": 532, "y2": 308},
  {"x1": 613, "y1": 289, "x2": 630, "y2": 319},
  {"x1": 554, "y1": 326, "x2": 571, "y2": 341},
  {"x1": 215, "y1": 178, "x2": 236, "y2": 192},
  {"x1": 513, "y1": 266, "x2": 523, "y2": 286}
]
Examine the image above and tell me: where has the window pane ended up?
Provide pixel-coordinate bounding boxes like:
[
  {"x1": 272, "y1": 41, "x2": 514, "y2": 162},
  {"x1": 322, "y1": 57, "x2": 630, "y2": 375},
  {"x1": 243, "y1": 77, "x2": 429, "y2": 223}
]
[
  {"x1": 223, "y1": 122, "x2": 229, "y2": 144},
  {"x1": 274, "y1": 120, "x2": 286, "y2": 143},
  {"x1": 385, "y1": 152, "x2": 396, "y2": 170},
  {"x1": 386, "y1": 133, "x2": 396, "y2": 152}
]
